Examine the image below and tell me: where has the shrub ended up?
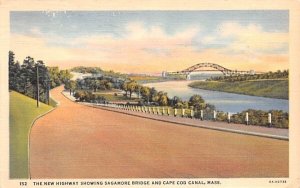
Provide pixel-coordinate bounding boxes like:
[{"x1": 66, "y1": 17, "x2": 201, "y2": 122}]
[{"x1": 229, "y1": 109, "x2": 288, "y2": 128}]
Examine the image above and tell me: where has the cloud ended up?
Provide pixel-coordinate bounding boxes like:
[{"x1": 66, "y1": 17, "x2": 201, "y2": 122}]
[
  {"x1": 74, "y1": 22, "x2": 200, "y2": 53},
  {"x1": 201, "y1": 36, "x2": 217, "y2": 44},
  {"x1": 29, "y1": 27, "x2": 43, "y2": 36},
  {"x1": 66, "y1": 22, "x2": 201, "y2": 64},
  {"x1": 218, "y1": 22, "x2": 288, "y2": 54},
  {"x1": 142, "y1": 48, "x2": 171, "y2": 57},
  {"x1": 10, "y1": 34, "x2": 70, "y2": 62},
  {"x1": 10, "y1": 23, "x2": 200, "y2": 71},
  {"x1": 10, "y1": 21, "x2": 288, "y2": 73}
]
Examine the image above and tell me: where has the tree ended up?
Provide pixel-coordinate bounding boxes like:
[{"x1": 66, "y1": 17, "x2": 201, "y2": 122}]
[
  {"x1": 158, "y1": 92, "x2": 168, "y2": 106},
  {"x1": 85, "y1": 91, "x2": 96, "y2": 102},
  {"x1": 151, "y1": 93, "x2": 159, "y2": 103},
  {"x1": 105, "y1": 82, "x2": 113, "y2": 90},
  {"x1": 74, "y1": 91, "x2": 86, "y2": 101},
  {"x1": 171, "y1": 96, "x2": 182, "y2": 107},
  {"x1": 175, "y1": 102, "x2": 183, "y2": 108},
  {"x1": 48, "y1": 67, "x2": 62, "y2": 88},
  {"x1": 141, "y1": 86, "x2": 150, "y2": 103},
  {"x1": 35, "y1": 60, "x2": 51, "y2": 103},
  {"x1": 99, "y1": 80, "x2": 108, "y2": 90},
  {"x1": 135, "y1": 84, "x2": 142, "y2": 98},
  {"x1": 11, "y1": 61, "x2": 21, "y2": 91},
  {"x1": 71, "y1": 66, "x2": 102, "y2": 74},
  {"x1": 8, "y1": 52, "x2": 50, "y2": 103},
  {"x1": 189, "y1": 94, "x2": 205, "y2": 109},
  {"x1": 127, "y1": 81, "x2": 137, "y2": 98},
  {"x1": 149, "y1": 87, "x2": 157, "y2": 102},
  {"x1": 20, "y1": 56, "x2": 35, "y2": 96},
  {"x1": 47, "y1": 66, "x2": 74, "y2": 89},
  {"x1": 153, "y1": 91, "x2": 168, "y2": 106},
  {"x1": 182, "y1": 101, "x2": 189, "y2": 108},
  {"x1": 9, "y1": 51, "x2": 15, "y2": 89},
  {"x1": 8, "y1": 51, "x2": 21, "y2": 90},
  {"x1": 59, "y1": 69, "x2": 73, "y2": 84},
  {"x1": 65, "y1": 80, "x2": 77, "y2": 95},
  {"x1": 91, "y1": 79, "x2": 98, "y2": 92}
]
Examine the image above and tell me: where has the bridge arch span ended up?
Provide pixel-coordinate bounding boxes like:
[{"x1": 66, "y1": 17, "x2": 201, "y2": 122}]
[
  {"x1": 164, "y1": 62, "x2": 256, "y2": 78},
  {"x1": 182, "y1": 62, "x2": 233, "y2": 76}
]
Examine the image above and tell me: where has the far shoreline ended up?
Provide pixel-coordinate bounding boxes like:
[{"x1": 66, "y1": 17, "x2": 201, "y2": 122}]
[
  {"x1": 189, "y1": 85, "x2": 289, "y2": 100},
  {"x1": 188, "y1": 80, "x2": 289, "y2": 100},
  {"x1": 133, "y1": 79, "x2": 289, "y2": 101}
]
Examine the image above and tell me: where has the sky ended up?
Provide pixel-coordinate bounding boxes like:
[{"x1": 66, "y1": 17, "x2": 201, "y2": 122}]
[{"x1": 10, "y1": 10, "x2": 289, "y2": 74}]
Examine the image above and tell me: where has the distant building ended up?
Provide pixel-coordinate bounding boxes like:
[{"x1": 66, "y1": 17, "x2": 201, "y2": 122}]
[
  {"x1": 249, "y1": 70, "x2": 256, "y2": 75},
  {"x1": 91, "y1": 73, "x2": 103, "y2": 78},
  {"x1": 82, "y1": 73, "x2": 102, "y2": 79}
]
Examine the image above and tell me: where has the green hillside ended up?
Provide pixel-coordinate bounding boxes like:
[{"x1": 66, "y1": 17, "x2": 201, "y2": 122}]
[
  {"x1": 188, "y1": 79, "x2": 288, "y2": 99},
  {"x1": 10, "y1": 91, "x2": 53, "y2": 178}
]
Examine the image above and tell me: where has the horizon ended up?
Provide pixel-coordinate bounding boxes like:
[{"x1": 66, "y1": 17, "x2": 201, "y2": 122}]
[{"x1": 10, "y1": 10, "x2": 289, "y2": 74}]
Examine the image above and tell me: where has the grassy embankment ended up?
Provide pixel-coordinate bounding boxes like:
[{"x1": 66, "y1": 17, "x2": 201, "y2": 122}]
[
  {"x1": 10, "y1": 91, "x2": 53, "y2": 178},
  {"x1": 188, "y1": 79, "x2": 288, "y2": 99}
]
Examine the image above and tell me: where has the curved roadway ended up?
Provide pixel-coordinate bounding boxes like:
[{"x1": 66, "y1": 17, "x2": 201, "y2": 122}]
[{"x1": 30, "y1": 86, "x2": 288, "y2": 178}]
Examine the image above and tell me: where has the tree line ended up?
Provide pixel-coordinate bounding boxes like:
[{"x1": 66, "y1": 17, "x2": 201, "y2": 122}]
[
  {"x1": 9, "y1": 51, "x2": 72, "y2": 103},
  {"x1": 71, "y1": 66, "x2": 127, "y2": 79},
  {"x1": 48, "y1": 66, "x2": 73, "y2": 88},
  {"x1": 72, "y1": 75, "x2": 215, "y2": 113},
  {"x1": 74, "y1": 76, "x2": 214, "y2": 111},
  {"x1": 207, "y1": 70, "x2": 289, "y2": 82},
  {"x1": 70, "y1": 66, "x2": 103, "y2": 74},
  {"x1": 216, "y1": 109, "x2": 288, "y2": 128},
  {"x1": 72, "y1": 76, "x2": 123, "y2": 92}
]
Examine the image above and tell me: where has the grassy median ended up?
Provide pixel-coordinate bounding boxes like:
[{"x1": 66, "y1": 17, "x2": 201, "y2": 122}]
[{"x1": 10, "y1": 91, "x2": 53, "y2": 178}]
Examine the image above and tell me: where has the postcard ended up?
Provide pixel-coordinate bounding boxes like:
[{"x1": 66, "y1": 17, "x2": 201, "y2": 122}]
[{"x1": 0, "y1": 0, "x2": 300, "y2": 187}]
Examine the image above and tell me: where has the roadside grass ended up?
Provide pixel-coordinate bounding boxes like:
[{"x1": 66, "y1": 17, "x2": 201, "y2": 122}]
[
  {"x1": 49, "y1": 97, "x2": 57, "y2": 107},
  {"x1": 10, "y1": 91, "x2": 53, "y2": 179},
  {"x1": 188, "y1": 79, "x2": 288, "y2": 99}
]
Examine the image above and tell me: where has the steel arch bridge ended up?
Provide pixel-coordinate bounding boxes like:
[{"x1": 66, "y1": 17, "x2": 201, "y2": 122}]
[{"x1": 163, "y1": 62, "x2": 256, "y2": 78}]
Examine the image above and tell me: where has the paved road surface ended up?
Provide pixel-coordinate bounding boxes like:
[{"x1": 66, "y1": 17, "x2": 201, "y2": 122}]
[
  {"x1": 82, "y1": 103, "x2": 288, "y2": 140},
  {"x1": 30, "y1": 86, "x2": 288, "y2": 178}
]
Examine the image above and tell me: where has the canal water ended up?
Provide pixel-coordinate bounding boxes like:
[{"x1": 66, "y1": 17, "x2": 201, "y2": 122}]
[{"x1": 144, "y1": 81, "x2": 289, "y2": 113}]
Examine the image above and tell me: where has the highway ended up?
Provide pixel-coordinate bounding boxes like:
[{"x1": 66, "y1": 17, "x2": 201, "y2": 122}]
[{"x1": 29, "y1": 86, "x2": 288, "y2": 178}]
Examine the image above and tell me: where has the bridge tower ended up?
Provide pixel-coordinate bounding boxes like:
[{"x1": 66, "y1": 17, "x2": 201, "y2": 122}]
[
  {"x1": 162, "y1": 71, "x2": 167, "y2": 78},
  {"x1": 186, "y1": 74, "x2": 191, "y2": 80}
]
